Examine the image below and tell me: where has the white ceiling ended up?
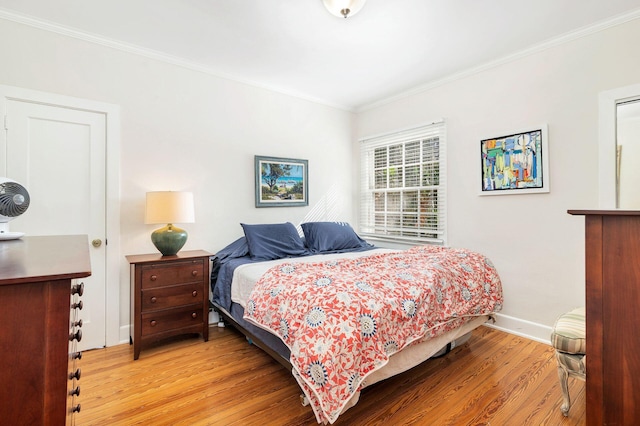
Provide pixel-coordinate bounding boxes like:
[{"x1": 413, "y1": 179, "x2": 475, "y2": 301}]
[{"x1": 1, "y1": 0, "x2": 640, "y2": 111}]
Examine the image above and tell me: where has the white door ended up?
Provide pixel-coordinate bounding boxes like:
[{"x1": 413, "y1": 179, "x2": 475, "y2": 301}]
[{"x1": 4, "y1": 99, "x2": 107, "y2": 351}]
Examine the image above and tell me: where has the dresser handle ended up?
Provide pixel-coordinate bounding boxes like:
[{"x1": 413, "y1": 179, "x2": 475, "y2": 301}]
[
  {"x1": 70, "y1": 386, "x2": 81, "y2": 397},
  {"x1": 191, "y1": 312, "x2": 197, "y2": 319},
  {"x1": 71, "y1": 300, "x2": 83, "y2": 310},
  {"x1": 69, "y1": 368, "x2": 81, "y2": 380},
  {"x1": 71, "y1": 282, "x2": 84, "y2": 296},
  {"x1": 150, "y1": 320, "x2": 157, "y2": 327},
  {"x1": 69, "y1": 329, "x2": 82, "y2": 343},
  {"x1": 150, "y1": 275, "x2": 157, "y2": 281},
  {"x1": 150, "y1": 296, "x2": 157, "y2": 303},
  {"x1": 72, "y1": 404, "x2": 81, "y2": 413},
  {"x1": 192, "y1": 290, "x2": 197, "y2": 297},
  {"x1": 72, "y1": 351, "x2": 82, "y2": 360},
  {"x1": 191, "y1": 270, "x2": 198, "y2": 277},
  {"x1": 73, "y1": 319, "x2": 83, "y2": 328}
]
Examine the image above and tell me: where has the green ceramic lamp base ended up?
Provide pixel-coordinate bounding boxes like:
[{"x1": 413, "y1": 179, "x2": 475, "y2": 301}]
[{"x1": 151, "y1": 224, "x2": 188, "y2": 256}]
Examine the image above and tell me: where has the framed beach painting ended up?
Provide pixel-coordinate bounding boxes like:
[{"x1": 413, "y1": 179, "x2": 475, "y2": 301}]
[
  {"x1": 255, "y1": 155, "x2": 308, "y2": 207},
  {"x1": 480, "y1": 125, "x2": 549, "y2": 195}
]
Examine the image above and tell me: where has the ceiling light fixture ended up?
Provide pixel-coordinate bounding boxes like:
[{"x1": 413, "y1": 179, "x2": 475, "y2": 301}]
[{"x1": 323, "y1": 0, "x2": 366, "y2": 18}]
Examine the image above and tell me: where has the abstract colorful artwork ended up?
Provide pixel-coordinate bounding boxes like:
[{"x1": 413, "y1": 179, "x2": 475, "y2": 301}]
[{"x1": 480, "y1": 127, "x2": 548, "y2": 194}]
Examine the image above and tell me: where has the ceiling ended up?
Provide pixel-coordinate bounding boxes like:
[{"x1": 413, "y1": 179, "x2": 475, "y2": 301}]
[{"x1": 1, "y1": 0, "x2": 639, "y2": 111}]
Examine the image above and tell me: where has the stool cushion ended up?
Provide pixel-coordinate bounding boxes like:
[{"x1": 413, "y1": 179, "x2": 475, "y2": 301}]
[{"x1": 551, "y1": 306, "x2": 586, "y2": 355}]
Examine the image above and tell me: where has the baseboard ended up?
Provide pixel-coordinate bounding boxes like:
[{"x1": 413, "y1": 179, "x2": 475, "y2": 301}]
[
  {"x1": 209, "y1": 310, "x2": 220, "y2": 325},
  {"x1": 118, "y1": 325, "x2": 131, "y2": 345},
  {"x1": 485, "y1": 313, "x2": 553, "y2": 345}
]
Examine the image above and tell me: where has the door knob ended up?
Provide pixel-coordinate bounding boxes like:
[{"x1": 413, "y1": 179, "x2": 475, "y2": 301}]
[{"x1": 92, "y1": 239, "x2": 102, "y2": 247}]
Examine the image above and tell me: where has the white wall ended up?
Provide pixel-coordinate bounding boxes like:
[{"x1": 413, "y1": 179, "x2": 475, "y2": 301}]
[
  {"x1": 3, "y1": 13, "x2": 640, "y2": 345},
  {"x1": 0, "y1": 18, "x2": 355, "y2": 342},
  {"x1": 355, "y1": 17, "x2": 640, "y2": 341}
]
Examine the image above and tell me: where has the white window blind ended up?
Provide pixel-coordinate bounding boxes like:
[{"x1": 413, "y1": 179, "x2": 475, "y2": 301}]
[{"x1": 359, "y1": 121, "x2": 446, "y2": 244}]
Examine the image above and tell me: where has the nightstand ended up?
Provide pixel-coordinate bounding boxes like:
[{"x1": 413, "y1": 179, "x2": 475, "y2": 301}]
[{"x1": 127, "y1": 250, "x2": 212, "y2": 360}]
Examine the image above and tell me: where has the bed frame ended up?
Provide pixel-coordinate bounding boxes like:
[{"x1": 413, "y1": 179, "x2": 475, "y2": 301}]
[
  {"x1": 211, "y1": 300, "x2": 483, "y2": 372},
  {"x1": 211, "y1": 300, "x2": 487, "y2": 411},
  {"x1": 212, "y1": 301, "x2": 293, "y2": 370}
]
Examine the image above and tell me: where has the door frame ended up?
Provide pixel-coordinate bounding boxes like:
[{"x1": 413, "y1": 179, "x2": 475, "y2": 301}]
[
  {"x1": 598, "y1": 83, "x2": 640, "y2": 208},
  {"x1": 0, "y1": 84, "x2": 121, "y2": 347}
]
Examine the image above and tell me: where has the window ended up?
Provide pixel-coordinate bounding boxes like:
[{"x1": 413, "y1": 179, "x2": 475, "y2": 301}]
[{"x1": 359, "y1": 121, "x2": 446, "y2": 244}]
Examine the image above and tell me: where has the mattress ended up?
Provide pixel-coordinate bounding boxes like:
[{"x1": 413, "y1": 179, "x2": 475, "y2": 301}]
[{"x1": 230, "y1": 248, "x2": 395, "y2": 308}]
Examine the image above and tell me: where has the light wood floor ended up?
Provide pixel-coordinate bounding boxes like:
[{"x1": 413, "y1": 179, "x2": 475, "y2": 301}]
[{"x1": 76, "y1": 325, "x2": 585, "y2": 425}]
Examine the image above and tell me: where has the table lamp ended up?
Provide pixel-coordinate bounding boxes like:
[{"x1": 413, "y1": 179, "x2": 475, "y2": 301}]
[{"x1": 145, "y1": 191, "x2": 195, "y2": 256}]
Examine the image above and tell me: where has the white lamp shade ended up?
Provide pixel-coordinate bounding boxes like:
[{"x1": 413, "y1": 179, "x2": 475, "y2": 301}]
[
  {"x1": 145, "y1": 191, "x2": 195, "y2": 224},
  {"x1": 323, "y1": 0, "x2": 366, "y2": 18}
]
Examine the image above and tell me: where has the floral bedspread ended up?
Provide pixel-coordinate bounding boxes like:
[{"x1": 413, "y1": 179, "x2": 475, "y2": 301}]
[{"x1": 243, "y1": 245, "x2": 503, "y2": 424}]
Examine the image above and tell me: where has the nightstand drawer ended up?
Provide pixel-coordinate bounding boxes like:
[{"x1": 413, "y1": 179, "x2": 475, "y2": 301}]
[
  {"x1": 141, "y1": 305, "x2": 203, "y2": 335},
  {"x1": 141, "y1": 284, "x2": 204, "y2": 311},
  {"x1": 141, "y1": 260, "x2": 204, "y2": 289}
]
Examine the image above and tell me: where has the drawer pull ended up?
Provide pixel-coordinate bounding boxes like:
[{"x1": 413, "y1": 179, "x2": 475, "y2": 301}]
[
  {"x1": 70, "y1": 386, "x2": 81, "y2": 397},
  {"x1": 191, "y1": 270, "x2": 198, "y2": 277},
  {"x1": 69, "y1": 368, "x2": 81, "y2": 381},
  {"x1": 71, "y1": 282, "x2": 84, "y2": 296},
  {"x1": 192, "y1": 290, "x2": 198, "y2": 297},
  {"x1": 73, "y1": 319, "x2": 83, "y2": 328},
  {"x1": 150, "y1": 275, "x2": 157, "y2": 281},
  {"x1": 72, "y1": 351, "x2": 82, "y2": 360},
  {"x1": 150, "y1": 296, "x2": 157, "y2": 303},
  {"x1": 191, "y1": 312, "x2": 197, "y2": 319},
  {"x1": 71, "y1": 300, "x2": 83, "y2": 310},
  {"x1": 69, "y1": 329, "x2": 82, "y2": 342},
  {"x1": 150, "y1": 320, "x2": 157, "y2": 327},
  {"x1": 72, "y1": 404, "x2": 81, "y2": 413}
]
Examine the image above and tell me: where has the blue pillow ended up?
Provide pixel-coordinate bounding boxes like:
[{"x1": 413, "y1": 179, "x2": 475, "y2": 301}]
[
  {"x1": 301, "y1": 222, "x2": 371, "y2": 253},
  {"x1": 241, "y1": 222, "x2": 308, "y2": 260},
  {"x1": 215, "y1": 237, "x2": 250, "y2": 262}
]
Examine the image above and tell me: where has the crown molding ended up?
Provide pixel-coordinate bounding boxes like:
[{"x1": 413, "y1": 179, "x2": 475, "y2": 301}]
[
  {"x1": 356, "y1": 8, "x2": 640, "y2": 112},
  {"x1": 2, "y1": 6, "x2": 638, "y2": 114},
  {"x1": 0, "y1": 8, "x2": 353, "y2": 112}
]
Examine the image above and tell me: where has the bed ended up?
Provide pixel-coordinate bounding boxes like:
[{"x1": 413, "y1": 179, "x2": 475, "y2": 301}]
[{"x1": 211, "y1": 222, "x2": 503, "y2": 424}]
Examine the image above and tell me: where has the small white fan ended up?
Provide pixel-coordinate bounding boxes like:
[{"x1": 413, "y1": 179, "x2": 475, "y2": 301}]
[{"x1": 0, "y1": 177, "x2": 30, "y2": 240}]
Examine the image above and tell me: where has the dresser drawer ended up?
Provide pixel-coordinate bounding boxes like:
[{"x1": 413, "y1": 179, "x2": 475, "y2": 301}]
[
  {"x1": 141, "y1": 283, "x2": 204, "y2": 311},
  {"x1": 141, "y1": 305, "x2": 203, "y2": 336},
  {"x1": 141, "y1": 260, "x2": 204, "y2": 289}
]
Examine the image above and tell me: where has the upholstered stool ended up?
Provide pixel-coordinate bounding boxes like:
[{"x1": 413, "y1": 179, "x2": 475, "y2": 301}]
[{"x1": 550, "y1": 306, "x2": 586, "y2": 416}]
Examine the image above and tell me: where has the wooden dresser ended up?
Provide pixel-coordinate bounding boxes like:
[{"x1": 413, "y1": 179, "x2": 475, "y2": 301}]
[
  {"x1": 127, "y1": 250, "x2": 211, "y2": 360},
  {"x1": 568, "y1": 210, "x2": 640, "y2": 425},
  {"x1": 0, "y1": 235, "x2": 91, "y2": 426}
]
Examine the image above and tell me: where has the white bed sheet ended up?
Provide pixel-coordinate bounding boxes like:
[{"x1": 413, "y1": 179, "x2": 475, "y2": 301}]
[{"x1": 340, "y1": 314, "x2": 489, "y2": 414}]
